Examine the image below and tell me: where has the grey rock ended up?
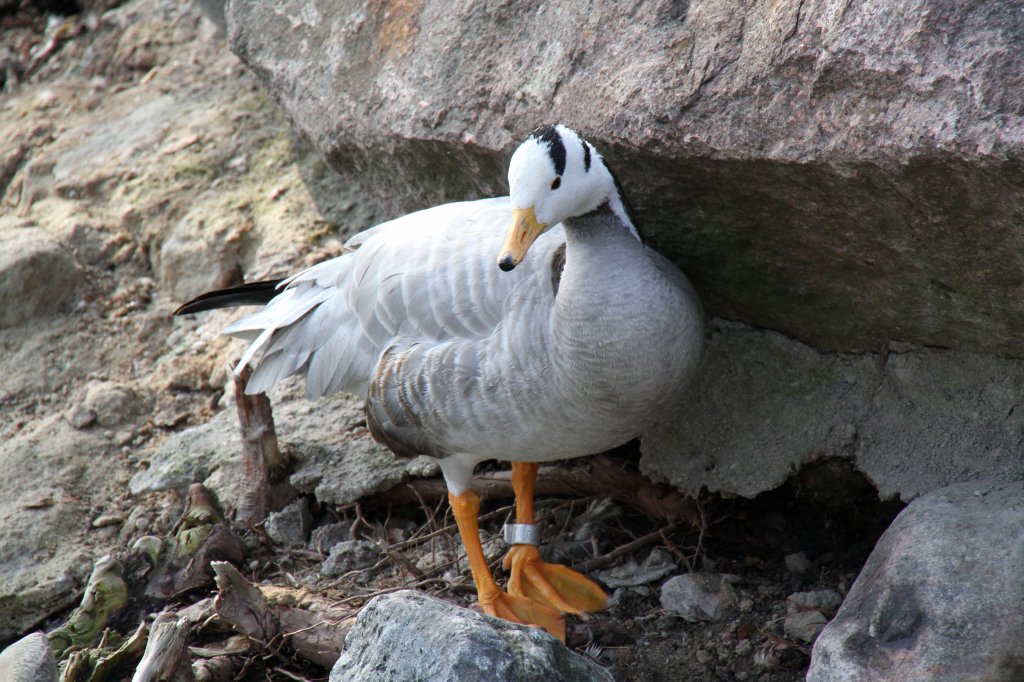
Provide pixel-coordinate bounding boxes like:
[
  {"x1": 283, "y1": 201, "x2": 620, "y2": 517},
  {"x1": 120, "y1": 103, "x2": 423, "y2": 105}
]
[
  {"x1": 133, "y1": 386, "x2": 435, "y2": 510},
  {"x1": 0, "y1": 416, "x2": 111, "y2": 640},
  {"x1": 660, "y1": 573, "x2": 737, "y2": 623},
  {"x1": 787, "y1": 589, "x2": 842, "y2": 615},
  {"x1": 309, "y1": 522, "x2": 349, "y2": 554},
  {"x1": 808, "y1": 482, "x2": 1024, "y2": 681},
  {"x1": 229, "y1": 0, "x2": 1024, "y2": 357},
  {"x1": 0, "y1": 228, "x2": 84, "y2": 329},
  {"x1": 784, "y1": 610, "x2": 829, "y2": 644},
  {"x1": 83, "y1": 381, "x2": 144, "y2": 428},
  {"x1": 157, "y1": 208, "x2": 249, "y2": 302},
  {"x1": 321, "y1": 540, "x2": 382, "y2": 578},
  {"x1": 0, "y1": 632, "x2": 57, "y2": 682},
  {"x1": 131, "y1": 415, "x2": 235, "y2": 500},
  {"x1": 290, "y1": 438, "x2": 438, "y2": 506},
  {"x1": 66, "y1": 404, "x2": 97, "y2": 430},
  {"x1": 265, "y1": 498, "x2": 311, "y2": 547},
  {"x1": 783, "y1": 552, "x2": 813, "y2": 576},
  {"x1": 329, "y1": 590, "x2": 613, "y2": 682},
  {"x1": 641, "y1": 320, "x2": 1024, "y2": 500},
  {"x1": 51, "y1": 95, "x2": 180, "y2": 200},
  {"x1": 594, "y1": 548, "x2": 677, "y2": 588}
]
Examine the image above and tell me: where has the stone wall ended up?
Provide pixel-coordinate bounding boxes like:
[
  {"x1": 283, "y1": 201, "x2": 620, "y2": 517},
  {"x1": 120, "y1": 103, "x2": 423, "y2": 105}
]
[{"x1": 226, "y1": 0, "x2": 1024, "y2": 500}]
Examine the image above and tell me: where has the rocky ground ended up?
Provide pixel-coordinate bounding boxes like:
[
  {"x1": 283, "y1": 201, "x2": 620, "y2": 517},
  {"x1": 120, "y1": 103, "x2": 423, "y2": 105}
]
[{"x1": 0, "y1": 1, "x2": 904, "y2": 680}]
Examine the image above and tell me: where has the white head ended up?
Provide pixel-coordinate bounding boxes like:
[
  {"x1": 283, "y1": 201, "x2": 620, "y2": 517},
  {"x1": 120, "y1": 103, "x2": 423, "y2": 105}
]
[{"x1": 498, "y1": 125, "x2": 635, "y2": 271}]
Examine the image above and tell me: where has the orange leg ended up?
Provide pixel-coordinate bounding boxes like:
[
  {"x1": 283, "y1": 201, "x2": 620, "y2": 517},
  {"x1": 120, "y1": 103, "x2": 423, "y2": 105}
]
[
  {"x1": 503, "y1": 462, "x2": 609, "y2": 615},
  {"x1": 448, "y1": 490, "x2": 565, "y2": 641}
]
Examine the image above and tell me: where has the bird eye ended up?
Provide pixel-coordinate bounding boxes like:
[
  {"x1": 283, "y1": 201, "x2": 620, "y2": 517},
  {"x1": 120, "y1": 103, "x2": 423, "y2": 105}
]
[{"x1": 551, "y1": 176, "x2": 561, "y2": 190}]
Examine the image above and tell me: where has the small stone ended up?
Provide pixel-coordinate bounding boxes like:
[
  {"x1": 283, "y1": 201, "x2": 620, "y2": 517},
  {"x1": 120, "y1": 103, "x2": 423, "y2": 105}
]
[
  {"x1": 415, "y1": 547, "x2": 458, "y2": 576},
  {"x1": 321, "y1": 540, "x2": 383, "y2": 577},
  {"x1": 660, "y1": 573, "x2": 738, "y2": 623},
  {"x1": 784, "y1": 609, "x2": 829, "y2": 643},
  {"x1": 784, "y1": 551, "x2": 813, "y2": 576},
  {"x1": 0, "y1": 231, "x2": 84, "y2": 329},
  {"x1": 66, "y1": 405, "x2": 96, "y2": 429},
  {"x1": 83, "y1": 381, "x2": 142, "y2": 428},
  {"x1": 265, "y1": 499, "x2": 312, "y2": 547},
  {"x1": 309, "y1": 522, "x2": 350, "y2": 554},
  {"x1": 92, "y1": 514, "x2": 125, "y2": 529},
  {"x1": 787, "y1": 589, "x2": 842, "y2": 614}
]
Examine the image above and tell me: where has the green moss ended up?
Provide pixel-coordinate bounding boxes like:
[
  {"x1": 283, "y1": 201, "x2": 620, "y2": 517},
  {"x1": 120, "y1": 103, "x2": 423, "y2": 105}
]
[{"x1": 166, "y1": 160, "x2": 216, "y2": 183}]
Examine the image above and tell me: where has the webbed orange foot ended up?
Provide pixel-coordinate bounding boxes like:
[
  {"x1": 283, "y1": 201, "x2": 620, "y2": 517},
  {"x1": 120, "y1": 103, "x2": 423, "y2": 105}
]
[
  {"x1": 503, "y1": 544, "x2": 608, "y2": 615},
  {"x1": 478, "y1": 587, "x2": 566, "y2": 642}
]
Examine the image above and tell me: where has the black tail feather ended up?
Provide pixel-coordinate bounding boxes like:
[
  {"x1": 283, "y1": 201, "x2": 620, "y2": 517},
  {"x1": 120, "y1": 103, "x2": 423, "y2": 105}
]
[{"x1": 173, "y1": 279, "x2": 286, "y2": 315}]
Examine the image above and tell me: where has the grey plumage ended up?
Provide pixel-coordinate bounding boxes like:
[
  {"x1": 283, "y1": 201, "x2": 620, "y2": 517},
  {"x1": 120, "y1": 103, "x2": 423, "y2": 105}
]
[{"x1": 214, "y1": 127, "x2": 704, "y2": 495}]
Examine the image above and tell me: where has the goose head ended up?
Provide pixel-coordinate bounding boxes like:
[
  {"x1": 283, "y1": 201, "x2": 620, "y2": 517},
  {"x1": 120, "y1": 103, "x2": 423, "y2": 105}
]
[{"x1": 498, "y1": 124, "x2": 633, "y2": 271}]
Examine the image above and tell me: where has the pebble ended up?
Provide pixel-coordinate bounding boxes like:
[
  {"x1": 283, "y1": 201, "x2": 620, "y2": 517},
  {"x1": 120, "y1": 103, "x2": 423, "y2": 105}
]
[
  {"x1": 660, "y1": 573, "x2": 738, "y2": 623},
  {"x1": 784, "y1": 609, "x2": 830, "y2": 643},
  {"x1": 92, "y1": 514, "x2": 125, "y2": 528},
  {"x1": 66, "y1": 405, "x2": 97, "y2": 429},
  {"x1": 784, "y1": 551, "x2": 813, "y2": 576},
  {"x1": 787, "y1": 589, "x2": 842, "y2": 614},
  {"x1": 265, "y1": 498, "x2": 312, "y2": 547},
  {"x1": 0, "y1": 632, "x2": 57, "y2": 682},
  {"x1": 309, "y1": 522, "x2": 350, "y2": 554},
  {"x1": 321, "y1": 540, "x2": 383, "y2": 577},
  {"x1": 84, "y1": 381, "x2": 142, "y2": 428}
]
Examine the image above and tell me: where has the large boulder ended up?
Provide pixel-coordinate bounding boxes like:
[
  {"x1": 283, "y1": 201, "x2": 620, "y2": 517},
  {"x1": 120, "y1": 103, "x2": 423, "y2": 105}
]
[
  {"x1": 227, "y1": 0, "x2": 1024, "y2": 355},
  {"x1": 224, "y1": 0, "x2": 1024, "y2": 502},
  {"x1": 808, "y1": 482, "x2": 1024, "y2": 681}
]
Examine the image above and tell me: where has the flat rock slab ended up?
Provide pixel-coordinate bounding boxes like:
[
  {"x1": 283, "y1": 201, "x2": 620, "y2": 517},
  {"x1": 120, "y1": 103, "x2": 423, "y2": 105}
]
[
  {"x1": 330, "y1": 590, "x2": 612, "y2": 682},
  {"x1": 641, "y1": 319, "x2": 1024, "y2": 500},
  {"x1": 0, "y1": 416, "x2": 115, "y2": 640},
  {"x1": 133, "y1": 383, "x2": 437, "y2": 510},
  {"x1": 808, "y1": 482, "x2": 1024, "y2": 681}
]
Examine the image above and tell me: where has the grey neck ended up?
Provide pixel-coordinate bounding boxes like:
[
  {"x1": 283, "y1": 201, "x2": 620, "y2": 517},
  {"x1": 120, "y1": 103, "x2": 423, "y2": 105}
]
[{"x1": 562, "y1": 201, "x2": 636, "y2": 239}]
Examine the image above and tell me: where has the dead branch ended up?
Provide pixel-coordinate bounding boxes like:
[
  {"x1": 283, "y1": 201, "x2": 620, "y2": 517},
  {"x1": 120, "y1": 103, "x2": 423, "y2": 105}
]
[
  {"x1": 373, "y1": 455, "x2": 699, "y2": 524},
  {"x1": 132, "y1": 612, "x2": 193, "y2": 682},
  {"x1": 233, "y1": 365, "x2": 284, "y2": 526},
  {"x1": 211, "y1": 562, "x2": 356, "y2": 669},
  {"x1": 574, "y1": 523, "x2": 679, "y2": 573}
]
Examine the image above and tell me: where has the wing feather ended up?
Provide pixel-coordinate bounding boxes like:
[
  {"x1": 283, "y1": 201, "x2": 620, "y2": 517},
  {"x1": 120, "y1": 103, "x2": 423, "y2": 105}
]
[{"x1": 226, "y1": 197, "x2": 564, "y2": 398}]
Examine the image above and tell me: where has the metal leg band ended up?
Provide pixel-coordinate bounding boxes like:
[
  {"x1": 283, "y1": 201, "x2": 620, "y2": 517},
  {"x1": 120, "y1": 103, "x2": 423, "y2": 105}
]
[{"x1": 503, "y1": 523, "x2": 540, "y2": 546}]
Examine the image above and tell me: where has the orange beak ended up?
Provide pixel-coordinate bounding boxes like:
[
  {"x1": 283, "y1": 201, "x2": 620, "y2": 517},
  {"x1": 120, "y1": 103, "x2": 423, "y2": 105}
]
[{"x1": 497, "y1": 207, "x2": 547, "y2": 271}]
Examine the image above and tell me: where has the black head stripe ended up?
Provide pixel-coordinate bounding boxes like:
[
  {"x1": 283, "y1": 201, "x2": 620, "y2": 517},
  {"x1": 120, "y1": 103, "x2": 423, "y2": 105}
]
[
  {"x1": 603, "y1": 159, "x2": 639, "y2": 232},
  {"x1": 529, "y1": 124, "x2": 567, "y2": 176},
  {"x1": 582, "y1": 140, "x2": 591, "y2": 172}
]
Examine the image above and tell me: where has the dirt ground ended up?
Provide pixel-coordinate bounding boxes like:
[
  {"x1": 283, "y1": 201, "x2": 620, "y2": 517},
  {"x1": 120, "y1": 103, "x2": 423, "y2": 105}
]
[{"x1": 0, "y1": 2, "x2": 901, "y2": 680}]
